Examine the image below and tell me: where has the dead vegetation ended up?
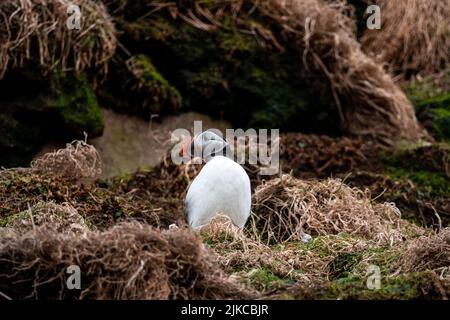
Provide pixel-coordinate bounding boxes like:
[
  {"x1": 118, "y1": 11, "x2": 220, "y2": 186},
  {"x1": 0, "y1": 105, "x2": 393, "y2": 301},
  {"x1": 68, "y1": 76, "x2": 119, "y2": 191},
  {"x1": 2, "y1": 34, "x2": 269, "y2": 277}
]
[
  {"x1": 250, "y1": 174, "x2": 421, "y2": 245},
  {"x1": 0, "y1": 141, "x2": 449, "y2": 299},
  {"x1": 261, "y1": 0, "x2": 427, "y2": 142},
  {"x1": 280, "y1": 133, "x2": 382, "y2": 178},
  {"x1": 0, "y1": 0, "x2": 430, "y2": 152},
  {"x1": 0, "y1": 0, "x2": 117, "y2": 78},
  {"x1": 161, "y1": 0, "x2": 427, "y2": 142},
  {"x1": 399, "y1": 228, "x2": 450, "y2": 274},
  {"x1": 361, "y1": 0, "x2": 450, "y2": 78},
  {"x1": 0, "y1": 142, "x2": 185, "y2": 231},
  {"x1": 0, "y1": 221, "x2": 252, "y2": 299},
  {"x1": 200, "y1": 215, "x2": 370, "y2": 286},
  {"x1": 31, "y1": 140, "x2": 102, "y2": 180},
  {"x1": 0, "y1": 165, "x2": 185, "y2": 231}
]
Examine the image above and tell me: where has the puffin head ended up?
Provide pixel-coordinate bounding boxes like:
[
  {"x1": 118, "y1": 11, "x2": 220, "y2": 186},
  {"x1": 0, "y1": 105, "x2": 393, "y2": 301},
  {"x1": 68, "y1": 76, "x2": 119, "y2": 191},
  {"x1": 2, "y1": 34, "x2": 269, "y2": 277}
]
[{"x1": 179, "y1": 131, "x2": 231, "y2": 162}]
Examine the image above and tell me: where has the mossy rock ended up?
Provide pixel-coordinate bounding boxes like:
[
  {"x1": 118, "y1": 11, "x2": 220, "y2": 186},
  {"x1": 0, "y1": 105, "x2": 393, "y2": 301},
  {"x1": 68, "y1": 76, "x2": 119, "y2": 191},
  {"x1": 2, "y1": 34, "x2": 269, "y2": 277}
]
[
  {"x1": 53, "y1": 71, "x2": 104, "y2": 137},
  {"x1": 0, "y1": 68, "x2": 103, "y2": 167},
  {"x1": 110, "y1": 5, "x2": 338, "y2": 133},
  {"x1": 405, "y1": 72, "x2": 450, "y2": 142},
  {"x1": 98, "y1": 54, "x2": 181, "y2": 118}
]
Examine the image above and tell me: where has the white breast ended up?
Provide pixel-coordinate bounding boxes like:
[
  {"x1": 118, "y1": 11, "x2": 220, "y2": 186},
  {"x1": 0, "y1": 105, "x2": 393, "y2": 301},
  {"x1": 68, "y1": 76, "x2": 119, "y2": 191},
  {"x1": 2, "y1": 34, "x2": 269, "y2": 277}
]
[{"x1": 184, "y1": 156, "x2": 251, "y2": 229}]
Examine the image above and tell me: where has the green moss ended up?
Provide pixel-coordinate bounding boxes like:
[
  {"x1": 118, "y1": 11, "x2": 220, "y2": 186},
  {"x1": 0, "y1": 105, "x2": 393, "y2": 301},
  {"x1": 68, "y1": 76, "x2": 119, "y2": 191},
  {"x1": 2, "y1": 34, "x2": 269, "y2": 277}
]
[
  {"x1": 98, "y1": 54, "x2": 181, "y2": 118},
  {"x1": 54, "y1": 71, "x2": 104, "y2": 137},
  {"x1": 405, "y1": 72, "x2": 450, "y2": 141},
  {"x1": 281, "y1": 271, "x2": 449, "y2": 300},
  {"x1": 131, "y1": 54, "x2": 182, "y2": 110},
  {"x1": 387, "y1": 167, "x2": 450, "y2": 198},
  {"x1": 429, "y1": 108, "x2": 450, "y2": 141},
  {"x1": 247, "y1": 268, "x2": 287, "y2": 291},
  {"x1": 346, "y1": 0, "x2": 370, "y2": 38},
  {"x1": 380, "y1": 142, "x2": 450, "y2": 198},
  {"x1": 337, "y1": 271, "x2": 449, "y2": 299},
  {"x1": 113, "y1": 8, "x2": 338, "y2": 133},
  {"x1": 0, "y1": 209, "x2": 31, "y2": 228}
]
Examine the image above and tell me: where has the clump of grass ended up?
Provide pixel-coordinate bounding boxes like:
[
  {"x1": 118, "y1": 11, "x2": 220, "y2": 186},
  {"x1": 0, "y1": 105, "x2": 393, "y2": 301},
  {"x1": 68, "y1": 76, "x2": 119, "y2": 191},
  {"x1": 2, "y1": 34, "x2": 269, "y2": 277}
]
[
  {"x1": 199, "y1": 215, "x2": 415, "y2": 289},
  {"x1": 0, "y1": 148, "x2": 186, "y2": 231},
  {"x1": 200, "y1": 215, "x2": 312, "y2": 285},
  {"x1": 249, "y1": 174, "x2": 421, "y2": 245},
  {"x1": 31, "y1": 140, "x2": 102, "y2": 180},
  {"x1": 362, "y1": 0, "x2": 450, "y2": 78},
  {"x1": 0, "y1": 0, "x2": 117, "y2": 78},
  {"x1": 399, "y1": 228, "x2": 450, "y2": 276},
  {"x1": 0, "y1": 221, "x2": 252, "y2": 300}
]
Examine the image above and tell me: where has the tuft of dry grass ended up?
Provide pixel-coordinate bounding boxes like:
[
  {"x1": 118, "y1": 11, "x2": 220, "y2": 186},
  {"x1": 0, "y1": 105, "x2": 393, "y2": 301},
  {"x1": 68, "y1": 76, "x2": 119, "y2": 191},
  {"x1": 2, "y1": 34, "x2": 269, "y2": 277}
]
[
  {"x1": 0, "y1": 0, "x2": 117, "y2": 78},
  {"x1": 250, "y1": 174, "x2": 421, "y2": 245},
  {"x1": 31, "y1": 140, "x2": 102, "y2": 180},
  {"x1": 361, "y1": 0, "x2": 450, "y2": 78},
  {"x1": 0, "y1": 221, "x2": 252, "y2": 300},
  {"x1": 399, "y1": 228, "x2": 450, "y2": 276}
]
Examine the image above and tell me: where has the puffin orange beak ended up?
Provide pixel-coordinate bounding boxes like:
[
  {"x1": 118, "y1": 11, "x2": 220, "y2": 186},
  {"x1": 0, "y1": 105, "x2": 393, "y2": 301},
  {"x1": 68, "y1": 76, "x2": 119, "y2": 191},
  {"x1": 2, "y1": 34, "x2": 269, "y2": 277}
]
[{"x1": 179, "y1": 138, "x2": 192, "y2": 157}]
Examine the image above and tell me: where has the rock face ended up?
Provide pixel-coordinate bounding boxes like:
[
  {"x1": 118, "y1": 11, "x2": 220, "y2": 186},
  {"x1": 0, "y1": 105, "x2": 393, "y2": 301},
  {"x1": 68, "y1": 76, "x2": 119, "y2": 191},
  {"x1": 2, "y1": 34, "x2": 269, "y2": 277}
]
[
  {"x1": 0, "y1": 1, "x2": 337, "y2": 167},
  {"x1": 0, "y1": 0, "x2": 433, "y2": 167},
  {"x1": 0, "y1": 69, "x2": 103, "y2": 167},
  {"x1": 84, "y1": 110, "x2": 230, "y2": 178},
  {"x1": 100, "y1": 3, "x2": 336, "y2": 132},
  {"x1": 97, "y1": 54, "x2": 182, "y2": 119}
]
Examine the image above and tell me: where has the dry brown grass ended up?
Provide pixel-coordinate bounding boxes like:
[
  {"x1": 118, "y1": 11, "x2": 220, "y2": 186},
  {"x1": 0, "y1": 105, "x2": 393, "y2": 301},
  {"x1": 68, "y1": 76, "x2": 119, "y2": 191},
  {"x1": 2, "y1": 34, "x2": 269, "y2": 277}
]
[
  {"x1": 0, "y1": 221, "x2": 252, "y2": 299},
  {"x1": 31, "y1": 140, "x2": 102, "y2": 180},
  {"x1": 200, "y1": 215, "x2": 392, "y2": 286},
  {"x1": 399, "y1": 228, "x2": 450, "y2": 275},
  {"x1": 163, "y1": 0, "x2": 427, "y2": 142},
  {"x1": 362, "y1": 0, "x2": 450, "y2": 78},
  {"x1": 200, "y1": 215, "x2": 315, "y2": 284},
  {"x1": 0, "y1": 148, "x2": 442, "y2": 298},
  {"x1": 0, "y1": 0, "x2": 117, "y2": 78},
  {"x1": 250, "y1": 174, "x2": 421, "y2": 245},
  {"x1": 260, "y1": 0, "x2": 427, "y2": 142}
]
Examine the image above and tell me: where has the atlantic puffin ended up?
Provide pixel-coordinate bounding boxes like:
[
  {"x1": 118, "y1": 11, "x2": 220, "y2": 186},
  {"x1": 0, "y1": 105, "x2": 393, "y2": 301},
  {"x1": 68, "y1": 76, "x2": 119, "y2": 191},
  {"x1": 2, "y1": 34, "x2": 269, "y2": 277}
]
[{"x1": 179, "y1": 131, "x2": 251, "y2": 229}]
